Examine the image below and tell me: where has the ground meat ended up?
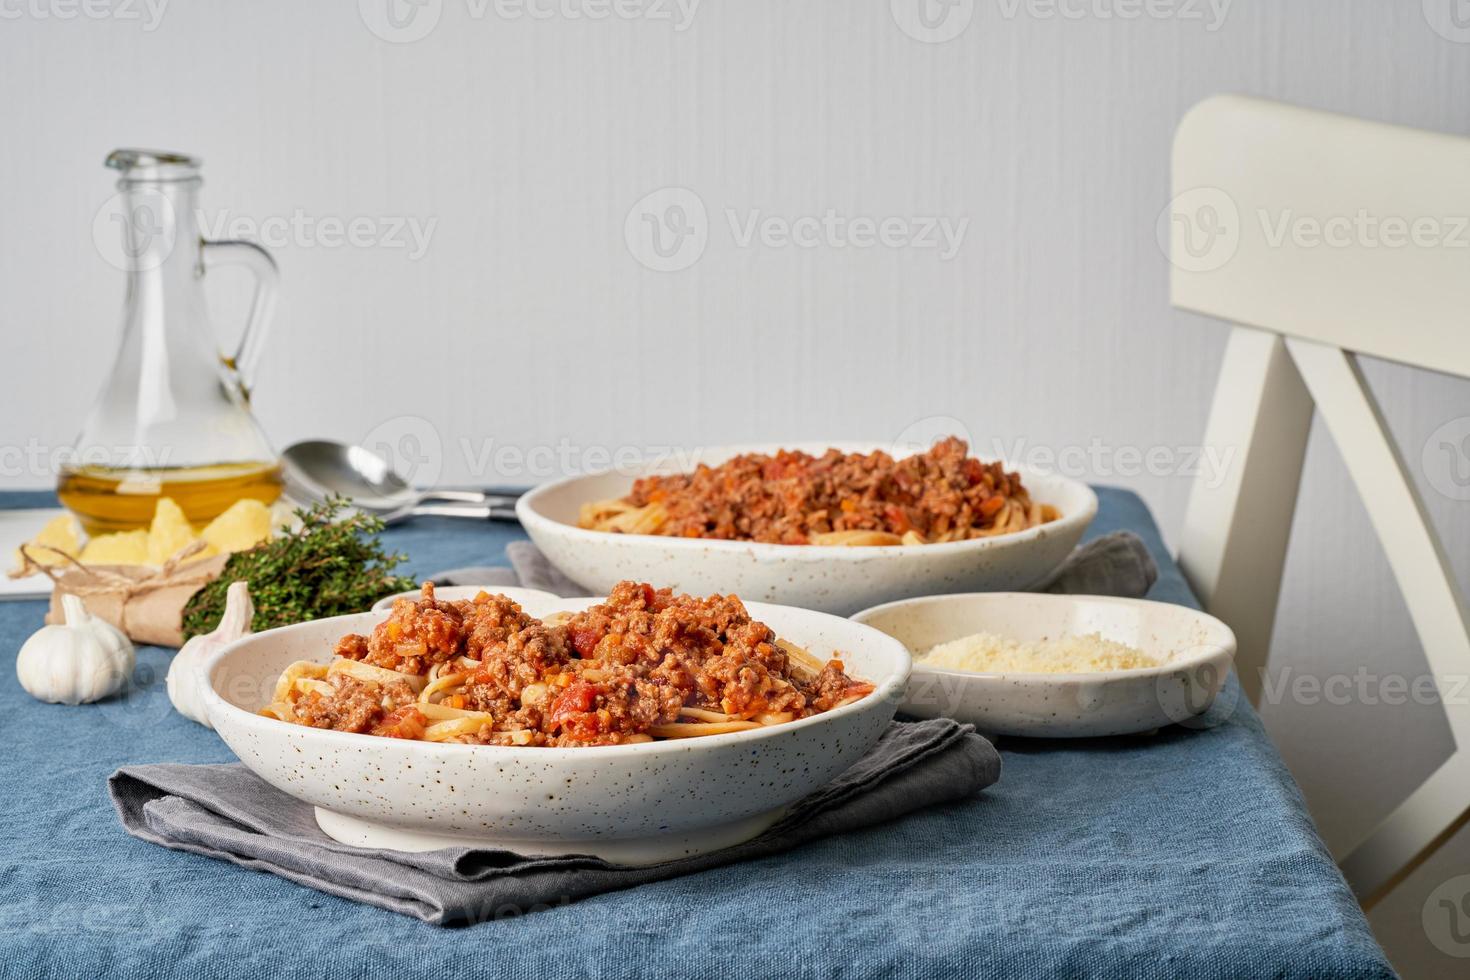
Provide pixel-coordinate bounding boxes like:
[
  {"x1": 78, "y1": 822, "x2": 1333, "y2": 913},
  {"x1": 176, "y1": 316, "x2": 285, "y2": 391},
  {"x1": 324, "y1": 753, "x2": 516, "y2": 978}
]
[
  {"x1": 459, "y1": 729, "x2": 553, "y2": 747},
  {"x1": 461, "y1": 619, "x2": 571, "y2": 708},
  {"x1": 536, "y1": 666, "x2": 689, "y2": 745},
  {"x1": 333, "y1": 633, "x2": 370, "y2": 661},
  {"x1": 360, "y1": 581, "x2": 466, "y2": 674},
  {"x1": 807, "y1": 660, "x2": 868, "y2": 712},
  {"x1": 616, "y1": 437, "x2": 1043, "y2": 544},
  {"x1": 461, "y1": 592, "x2": 543, "y2": 660},
  {"x1": 371, "y1": 704, "x2": 429, "y2": 739},
  {"x1": 557, "y1": 582, "x2": 858, "y2": 727},
  {"x1": 293, "y1": 673, "x2": 418, "y2": 734},
  {"x1": 290, "y1": 580, "x2": 874, "y2": 746}
]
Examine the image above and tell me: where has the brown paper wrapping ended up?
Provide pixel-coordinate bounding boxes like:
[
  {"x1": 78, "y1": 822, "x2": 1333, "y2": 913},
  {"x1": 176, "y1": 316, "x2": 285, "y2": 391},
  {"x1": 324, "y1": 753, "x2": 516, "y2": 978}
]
[{"x1": 19, "y1": 544, "x2": 228, "y2": 648}]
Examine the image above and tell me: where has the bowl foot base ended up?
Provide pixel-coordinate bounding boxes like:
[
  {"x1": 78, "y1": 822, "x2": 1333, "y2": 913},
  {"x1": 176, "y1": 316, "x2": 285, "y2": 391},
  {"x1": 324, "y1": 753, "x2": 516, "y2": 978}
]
[{"x1": 313, "y1": 806, "x2": 786, "y2": 866}]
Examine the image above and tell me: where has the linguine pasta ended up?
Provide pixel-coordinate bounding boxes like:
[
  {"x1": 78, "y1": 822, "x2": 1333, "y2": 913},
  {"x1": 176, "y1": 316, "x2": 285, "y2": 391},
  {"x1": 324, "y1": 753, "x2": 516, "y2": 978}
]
[
  {"x1": 260, "y1": 582, "x2": 874, "y2": 748},
  {"x1": 578, "y1": 437, "x2": 1058, "y2": 546}
]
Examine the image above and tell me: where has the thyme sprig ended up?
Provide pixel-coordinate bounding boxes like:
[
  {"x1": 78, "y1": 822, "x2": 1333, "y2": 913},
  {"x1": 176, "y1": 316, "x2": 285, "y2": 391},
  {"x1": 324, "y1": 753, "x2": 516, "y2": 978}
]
[{"x1": 181, "y1": 496, "x2": 415, "y2": 639}]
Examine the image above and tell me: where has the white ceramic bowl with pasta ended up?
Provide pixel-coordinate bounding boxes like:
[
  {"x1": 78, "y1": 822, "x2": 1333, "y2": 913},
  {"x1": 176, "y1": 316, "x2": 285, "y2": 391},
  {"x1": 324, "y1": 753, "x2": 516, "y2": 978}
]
[
  {"x1": 852, "y1": 592, "x2": 1236, "y2": 737},
  {"x1": 516, "y1": 443, "x2": 1098, "y2": 616},
  {"x1": 202, "y1": 592, "x2": 910, "y2": 865}
]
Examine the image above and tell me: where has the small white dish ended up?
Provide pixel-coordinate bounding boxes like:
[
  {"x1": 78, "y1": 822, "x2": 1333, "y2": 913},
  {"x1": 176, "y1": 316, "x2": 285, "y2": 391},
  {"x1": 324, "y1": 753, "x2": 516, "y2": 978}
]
[
  {"x1": 0, "y1": 509, "x2": 63, "y2": 600},
  {"x1": 371, "y1": 584, "x2": 560, "y2": 612},
  {"x1": 851, "y1": 592, "x2": 1236, "y2": 738},
  {"x1": 516, "y1": 443, "x2": 1098, "y2": 617},
  {"x1": 203, "y1": 593, "x2": 910, "y2": 864}
]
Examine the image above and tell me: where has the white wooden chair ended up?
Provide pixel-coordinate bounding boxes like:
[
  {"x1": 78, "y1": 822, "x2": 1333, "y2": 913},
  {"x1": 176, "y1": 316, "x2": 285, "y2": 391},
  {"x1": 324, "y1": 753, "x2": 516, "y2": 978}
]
[{"x1": 1169, "y1": 95, "x2": 1470, "y2": 909}]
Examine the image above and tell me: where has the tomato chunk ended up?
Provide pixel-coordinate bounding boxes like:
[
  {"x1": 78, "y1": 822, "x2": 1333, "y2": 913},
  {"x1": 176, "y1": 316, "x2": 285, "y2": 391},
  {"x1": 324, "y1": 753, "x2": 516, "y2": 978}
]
[
  {"x1": 549, "y1": 679, "x2": 598, "y2": 727},
  {"x1": 570, "y1": 627, "x2": 601, "y2": 658},
  {"x1": 883, "y1": 504, "x2": 911, "y2": 533}
]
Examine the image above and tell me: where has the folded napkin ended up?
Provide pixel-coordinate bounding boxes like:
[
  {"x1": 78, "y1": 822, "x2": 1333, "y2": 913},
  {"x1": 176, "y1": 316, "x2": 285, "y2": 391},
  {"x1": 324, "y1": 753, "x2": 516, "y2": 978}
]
[
  {"x1": 111, "y1": 718, "x2": 998, "y2": 925},
  {"x1": 430, "y1": 530, "x2": 1160, "y2": 600}
]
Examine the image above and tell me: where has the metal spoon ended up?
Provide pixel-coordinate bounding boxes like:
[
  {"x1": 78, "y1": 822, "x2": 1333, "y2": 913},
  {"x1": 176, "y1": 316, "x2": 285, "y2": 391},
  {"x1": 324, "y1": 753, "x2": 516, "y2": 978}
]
[{"x1": 280, "y1": 440, "x2": 520, "y2": 525}]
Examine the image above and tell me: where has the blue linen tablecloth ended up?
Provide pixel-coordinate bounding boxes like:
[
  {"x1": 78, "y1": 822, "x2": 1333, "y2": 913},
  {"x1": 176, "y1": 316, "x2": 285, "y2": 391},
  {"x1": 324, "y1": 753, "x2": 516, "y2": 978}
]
[{"x1": 0, "y1": 488, "x2": 1394, "y2": 980}]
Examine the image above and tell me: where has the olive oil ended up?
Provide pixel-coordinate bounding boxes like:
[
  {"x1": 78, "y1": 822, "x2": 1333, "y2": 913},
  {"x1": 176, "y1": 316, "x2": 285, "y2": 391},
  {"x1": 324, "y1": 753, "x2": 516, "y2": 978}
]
[{"x1": 57, "y1": 461, "x2": 284, "y2": 535}]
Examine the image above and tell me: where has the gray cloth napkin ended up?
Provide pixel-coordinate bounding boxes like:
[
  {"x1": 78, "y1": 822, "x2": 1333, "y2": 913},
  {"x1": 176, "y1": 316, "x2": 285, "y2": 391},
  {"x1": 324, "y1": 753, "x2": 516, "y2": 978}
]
[
  {"x1": 430, "y1": 530, "x2": 1159, "y2": 600},
  {"x1": 110, "y1": 718, "x2": 998, "y2": 926}
]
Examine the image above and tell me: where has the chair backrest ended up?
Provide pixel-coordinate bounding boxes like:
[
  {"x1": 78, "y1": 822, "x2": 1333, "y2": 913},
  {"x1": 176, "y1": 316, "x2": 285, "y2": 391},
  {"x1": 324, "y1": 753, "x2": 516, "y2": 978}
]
[{"x1": 1169, "y1": 95, "x2": 1470, "y2": 909}]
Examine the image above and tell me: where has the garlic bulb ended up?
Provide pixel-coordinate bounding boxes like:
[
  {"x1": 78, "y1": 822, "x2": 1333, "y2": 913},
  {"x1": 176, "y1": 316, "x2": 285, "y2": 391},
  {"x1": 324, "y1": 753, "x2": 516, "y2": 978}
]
[
  {"x1": 167, "y1": 581, "x2": 254, "y2": 728},
  {"x1": 16, "y1": 593, "x2": 136, "y2": 705}
]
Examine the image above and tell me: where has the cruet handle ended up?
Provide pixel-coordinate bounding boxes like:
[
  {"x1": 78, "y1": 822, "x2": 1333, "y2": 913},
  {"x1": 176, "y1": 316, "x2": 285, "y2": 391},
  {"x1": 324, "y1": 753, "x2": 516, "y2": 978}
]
[{"x1": 200, "y1": 238, "x2": 279, "y2": 397}]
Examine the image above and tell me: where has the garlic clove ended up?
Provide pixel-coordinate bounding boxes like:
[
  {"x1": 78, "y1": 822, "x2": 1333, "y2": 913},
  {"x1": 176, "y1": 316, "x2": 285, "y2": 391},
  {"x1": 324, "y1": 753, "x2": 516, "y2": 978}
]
[
  {"x1": 17, "y1": 593, "x2": 136, "y2": 706},
  {"x1": 62, "y1": 593, "x2": 133, "y2": 653},
  {"x1": 167, "y1": 581, "x2": 255, "y2": 728}
]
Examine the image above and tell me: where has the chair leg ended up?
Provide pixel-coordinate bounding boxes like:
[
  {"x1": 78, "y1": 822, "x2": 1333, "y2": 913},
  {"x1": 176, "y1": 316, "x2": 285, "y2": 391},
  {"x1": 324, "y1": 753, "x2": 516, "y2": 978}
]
[
  {"x1": 1178, "y1": 326, "x2": 1314, "y2": 705},
  {"x1": 1285, "y1": 337, "x2": 1470, "y2": 906},
  {"x1": 1339, "y1": 755, "x2": 1470, "y2": 908}
]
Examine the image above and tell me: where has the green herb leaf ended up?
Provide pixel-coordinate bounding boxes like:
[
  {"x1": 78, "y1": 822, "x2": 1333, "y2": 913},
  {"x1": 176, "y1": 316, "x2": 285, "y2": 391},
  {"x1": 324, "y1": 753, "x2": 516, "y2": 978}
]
[{"x1": 181, "y1": 496, "x2": 416, "y2": 639}]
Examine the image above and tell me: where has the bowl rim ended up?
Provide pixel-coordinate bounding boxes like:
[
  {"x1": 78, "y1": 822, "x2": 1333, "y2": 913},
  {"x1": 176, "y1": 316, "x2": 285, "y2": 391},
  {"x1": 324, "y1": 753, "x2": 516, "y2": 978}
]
[
  {"x1": 516, "y1": 441, "x2": 1099, "y2": 561},
  {"x1": 850, "y1": 591, "x2": 1236, "y2": 684},
  {"x1": 202, "y1": 597, "x2": 912, "y2": 760}
]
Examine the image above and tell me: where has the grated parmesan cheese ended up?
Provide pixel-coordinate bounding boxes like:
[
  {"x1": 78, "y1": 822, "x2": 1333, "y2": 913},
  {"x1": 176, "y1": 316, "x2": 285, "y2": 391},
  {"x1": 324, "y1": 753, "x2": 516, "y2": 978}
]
[{"x1": 920, "y1": 631, "x2": 1160, "y2": 675}]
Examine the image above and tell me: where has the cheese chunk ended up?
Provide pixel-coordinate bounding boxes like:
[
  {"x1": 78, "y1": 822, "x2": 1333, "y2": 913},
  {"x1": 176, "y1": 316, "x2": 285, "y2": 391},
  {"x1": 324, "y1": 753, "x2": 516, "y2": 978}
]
[
  {"x1": 79, "y1": 529, "x2": 150, "y2": 566},
  {"x1": 200, "y1": 499, "x2": 273, "y2": 554}
]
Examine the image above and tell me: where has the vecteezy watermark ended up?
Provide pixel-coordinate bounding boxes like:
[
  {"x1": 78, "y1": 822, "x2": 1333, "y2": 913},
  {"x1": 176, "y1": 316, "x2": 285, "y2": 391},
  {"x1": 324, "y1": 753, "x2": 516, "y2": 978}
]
[
  {"x1": 1156, "y1": 187, "x2": 1240, "y2": 273},
  {"x1": 1156, "y1": 660, "x2": 1239, "y2": 730},
  {"x1": 1257, "y1": 209, "x2": 1470, "y2": 251},
  {"x1": 726, "y1": 209, "x2": 969, "y2": 260},
  {"x1": 1257, "y1": 667, "x2": 1468, "y2": 708},
  {"x1": 0, "y1": 0, "x2": 169, "y2": 30},
  {"x1": 990, "y1": 436, "x2": 1237, "y2": 489},
  {"x1": 352, "y1": 415, "x2": 718, "y2": 485},
  {"x1": 889, "y1": 0, "x2": 974, "y2": 44},
  {"x1": 489, "y1": 0, "x2": 698, "y2": 27},
  {"x1": 1424, "y1": 874, "x2": 1470, "y2": 958},
  {"x1": 994, "y1": 0, "x2": 1233, "y2": 31},
  {"x1": 93, "y1": 653, "x2": 179, "y2": 736},
  {"x1": 460, "y1": 894, "x2": 573, "y2": 925},
  {"x1": 91, "y1": 193, "x2": 438, "y2": 272},
  {"x1": 624, "y1": 187, "x2": 709, "y2": 273},
  {"x1": 890, "y1": 415, "x2": 975, "y2": 457},
  {"x1": 884, "y1": 416, "x2": 1237, "y2": 487},
  {"x1": 1423, "y1": 0, "x2": 1470, "y2": 44},
  {"x1": 624, "y1": 186, "x2": 969, "y2": 271},
  {"x1": 1423, "y1": 416, "x2": 1470, "y2": 501},
  {"x1": 455, "y1": 438, "x2": 708, "y2": 481},
  {"x1": 196, "y1": 210, "x2": 438, "y2": 260},
  {"x1": 1158, "y1": 188, "x2": 1470, "y2": 273},
  {"x1": 906, "y1": 658, "x2": 1239, "y2": 735},
  {"x1": 358, "y1": 0, "x2": 443, "y2": 41},
  {"x1": 93, "y1": 188, "x2": 178, "y2": 273},
  {"x1": 360, "y1": 415, "x2": 446, "y2": 490},
  {"x1": 0, "y1": 439, "x2": 178, "y2": 480},
  {"x1": 4, "y1": 894, "x2": 163, "y2": 938},
  {"x1": 358, "y1": 0, "x2": 699, "y2": 43}
]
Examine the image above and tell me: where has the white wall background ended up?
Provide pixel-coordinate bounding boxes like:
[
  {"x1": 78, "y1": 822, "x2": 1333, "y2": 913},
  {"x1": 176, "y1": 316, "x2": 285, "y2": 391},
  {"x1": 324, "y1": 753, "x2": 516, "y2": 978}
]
[{"x1": 2, "y1": 0, "x2": 1468, "y2": 973}]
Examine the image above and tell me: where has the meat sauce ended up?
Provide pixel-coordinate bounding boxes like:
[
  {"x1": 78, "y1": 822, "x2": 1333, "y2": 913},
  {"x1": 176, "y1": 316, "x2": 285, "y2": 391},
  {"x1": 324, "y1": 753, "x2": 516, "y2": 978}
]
[
  {"x1": 292, "y1": 581, "x2": 874, "y2": 747},
  {"x1": 619, "y1": 436, "x2": 1042, "y2": 544}
]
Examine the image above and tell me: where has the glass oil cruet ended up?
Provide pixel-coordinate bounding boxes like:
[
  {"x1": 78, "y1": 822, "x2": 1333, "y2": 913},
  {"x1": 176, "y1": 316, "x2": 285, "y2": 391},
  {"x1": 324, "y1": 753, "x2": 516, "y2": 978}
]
[{"x1": 59, "y1": 149, "x2": 284, "y2": 534}]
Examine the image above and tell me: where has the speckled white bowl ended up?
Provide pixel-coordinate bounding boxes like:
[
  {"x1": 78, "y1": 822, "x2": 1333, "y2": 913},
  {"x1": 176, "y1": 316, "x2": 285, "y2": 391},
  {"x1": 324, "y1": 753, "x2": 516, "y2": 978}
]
[
  {"x1": 516, "y1": 443, "x2": 1098, "y2": 616},
  {"x1": 371, "y1": 585, "x2": 560, "y2": 612},
  {"x1": 203, "y1": 593, "x2": 909, "y2": 864},
  {"x1": 852, "y1": 592, "x2": 1236, "y2": 738}
]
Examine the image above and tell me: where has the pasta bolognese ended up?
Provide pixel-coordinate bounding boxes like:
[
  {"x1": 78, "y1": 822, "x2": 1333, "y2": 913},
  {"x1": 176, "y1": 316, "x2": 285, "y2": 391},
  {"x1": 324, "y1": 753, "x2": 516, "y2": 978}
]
[
  {"x1": 579, "y1": 436, "x2": 1059, "y2": 546},
  {"x1": 261, "y1": 581, "x2": 874, "y2": 747}
]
